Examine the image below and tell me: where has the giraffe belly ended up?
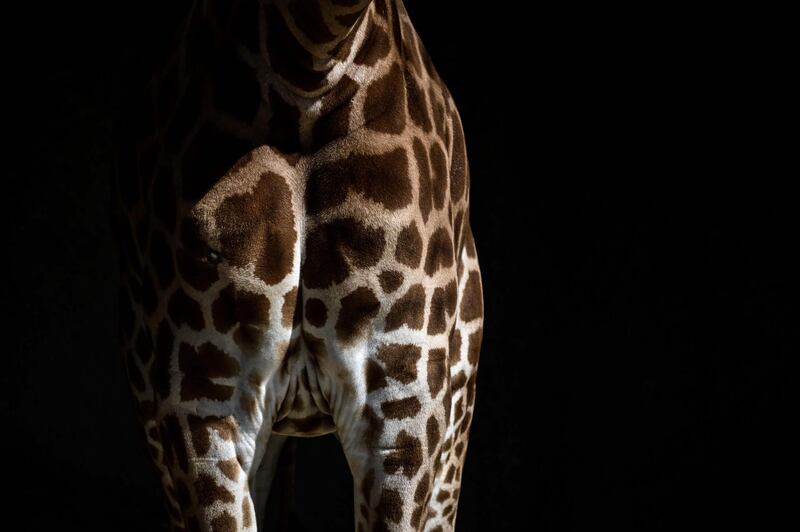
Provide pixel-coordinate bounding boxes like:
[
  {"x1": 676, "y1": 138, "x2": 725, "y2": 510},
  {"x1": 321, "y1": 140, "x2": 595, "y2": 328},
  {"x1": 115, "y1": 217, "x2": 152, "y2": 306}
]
[{"x1": 269, "y1": 346, "x2": 336, "y2": 437}]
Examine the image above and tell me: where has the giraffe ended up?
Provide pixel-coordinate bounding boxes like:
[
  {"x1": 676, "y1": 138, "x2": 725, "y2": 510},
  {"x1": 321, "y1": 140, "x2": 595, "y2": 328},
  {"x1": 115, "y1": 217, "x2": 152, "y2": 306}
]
[{"x1": 113, "y1": 1, "x2": 483, "y2": 530}]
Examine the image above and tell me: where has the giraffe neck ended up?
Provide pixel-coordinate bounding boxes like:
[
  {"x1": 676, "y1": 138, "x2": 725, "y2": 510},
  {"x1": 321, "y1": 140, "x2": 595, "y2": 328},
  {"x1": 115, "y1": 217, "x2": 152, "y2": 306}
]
[{"x1": 262, "y1": 0, "x2": 384, "y2": 98}]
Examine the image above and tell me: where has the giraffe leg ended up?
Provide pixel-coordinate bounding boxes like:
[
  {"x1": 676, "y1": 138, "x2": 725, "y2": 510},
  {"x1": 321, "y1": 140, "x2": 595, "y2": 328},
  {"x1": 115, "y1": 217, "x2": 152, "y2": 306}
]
[
  {"x1": 252, "y1": 434, "x2": 288, "y2": 530},
  {"x1": 332, "y1": 345, "x2": 452, "y2": 532}
]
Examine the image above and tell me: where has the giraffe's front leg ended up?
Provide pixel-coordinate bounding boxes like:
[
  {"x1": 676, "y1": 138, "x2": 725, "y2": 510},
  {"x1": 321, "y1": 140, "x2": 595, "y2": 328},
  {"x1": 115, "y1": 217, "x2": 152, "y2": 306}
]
[{"x1": 335, "y1": 347, "x2": 451, "y2": 532}]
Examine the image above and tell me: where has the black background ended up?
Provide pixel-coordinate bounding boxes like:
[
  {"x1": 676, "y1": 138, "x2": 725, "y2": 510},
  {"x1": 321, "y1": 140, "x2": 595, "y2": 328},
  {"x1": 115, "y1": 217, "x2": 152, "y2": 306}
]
[{"x1": 2, "y1": 2, "x2": 792, "y2": 530}]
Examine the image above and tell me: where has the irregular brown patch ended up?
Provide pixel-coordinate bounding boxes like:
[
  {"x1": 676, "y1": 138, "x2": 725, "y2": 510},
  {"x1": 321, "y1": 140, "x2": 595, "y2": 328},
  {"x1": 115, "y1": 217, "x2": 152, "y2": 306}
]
[
  {"x1": 335, "y1": 286, "x2": 380, "y2": 342},
  {"x1": 383, "y1": 430, "x2": 423, "y2": 478},
  {"x1": 451, "y1": 371, "x2": 467, "y2": 391},
  {"x1": 377, "y1": 343, "x2": 421, "y2": 384},
  {"x1": 282, "y1": 286, "x2": 298, "y2": 328},
  {"x1": 214, "y1": 171, "x2": 296, "y2": 286},
  {"x1": 426, "y1": 415, "x2": 441, "y2": 456},
  {"x1": 313, "y1": 76, "x2": 358, "y2": 147},
  {"x1": 212, "y1": 284, "x2": 271, "y2": 334},
  {"x1": 448, "y1": 328, "x2": 462, "y2": 367},
  {"x1": 429, "y1": 142, "x2": 448, "y2": 209},
  {"x1": 376, "y1": 488, "x2": 403, "y2": 523},
  {"x1": 450, "y1": 112, "x2": 467, "y2": 201},
  {"x1": 178, "y1": 343, "x2": 240, "y2": 401},
  {"x1": 405, "y1": 69, "x2": 432, "y2": 132},
  {"x1": 437, "y1": 490, "x2": 451, "y2": 503},
  {"x1": 217, "y1": 458, "x2": 240, "y2": 481},
  {"x1": 242, "y1": 497, "x2": 253, "y2": 528},
  {"x1": 363, "y1": 62, "x2": 406, "y2": 134},
  {"x1": 378, "y1": 270, "x2": 403, "y2": 293},
  {"x1": 304, "y1": 297, "x2": 328, "y2": 327},
  {"x1": 306, "y1": 148, "x2": 410, "y2": 216},
  {"x1": 415, "y1": 472, "x2": 430, "y2": 504},
  {"x1": 168, "y1": 288, "x2": 205, "y2": 331},
  {"x1": 395, "y1": 222, "x2": 422, "y2": 268},
  {"x1": 423, "y1": 228, "x2": 454, "y2": 276},
  {"x1": 460, "y1": 271, "x2": 483, "y2": 322},
  {"x1": 381, "y1": 396, "x2": 421, "y2": 419},
  {"x1": 468, "y1": 328, "x2": 483, "y2": 366},
  {"x1": 303, "y1": 218, "x2": 385, "y2": 289},
  {"x1": 427, "y1": 287, "x2": 448, "y2": 335},
  {"x1": 210, "y1": 511, "x2": 237, "y2": 532},
  {"x1": 187, "y1": 415, "x2": 238, "y2": 456},
  {"x1": 427, "y1": 348, "x2": 447, "y2": 398},
  {"x1": 365, "y1": 359, "x2": 387, "y2": 393},
  {"x1": 413, "y1": 138, "x2": 433, "y2": 223},
  {"x1": 384, "y1": 284, "x2": 425, "y2": 331},
  {"x1": 353, "y1": 23, "x2": 391, "y2": 66}
]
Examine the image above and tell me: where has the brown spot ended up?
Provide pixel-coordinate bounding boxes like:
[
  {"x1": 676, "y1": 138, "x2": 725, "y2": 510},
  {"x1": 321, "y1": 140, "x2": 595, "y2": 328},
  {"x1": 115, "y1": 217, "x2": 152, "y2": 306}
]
[
  {"x1": 376, "y1": 488, "x2": 403, "y2": 523},
  {"x1": 383, "y1": 430, "x2": 423, "y2": 478},
  {"x1": 363, "y1": 62, "x2": 406, "y2": 134},
  {"x1": 427, "y1": 348, "x2": 447, "y2": 398},
  {"x1": 313, "y1": 75, "x2": 358, "y2": 147},
  {"x1": 385, "y1": 284, "x2": 425, "y2": 331},
  {"x1": 423, "y1": 228, "x2": 454, "y2": 276},
  {"x1": 381, "y1": 396, "x2": 421, "y2": 419},
  {"x1": 468, "y1": 328, "x2": 483, "y2": 366},
  {"x1": 452, "y1": 371, "x2": 467, "y2": 391},
  {"x1": 437, "y1": 490, "x2": 451, "y2": 503},
  {"x1": 242, "y1": 498, "x2": 253, "y2": 528},
  {"x1": 429, "y1": 142, "x2": 448, "y2": 209},
  {"x1": 405, "y1": 69, "x2": 432, "y2": 132},
  {"x1": 455, "y1": 442, "x2": 465, "y2": 457},
  {"x1": 466, "y1": 372, "x2": 478, "y2": 407},
  {"x1": 427, "y1": 287, "x2": 449, "y2": 335},
  {"x1": 413, "y1": 138, "x2": 433, "y2": 222},
  {"x1": 336, "y1": 286, "x2": 380, "y2": 342},
  {"x1": 168, "y1": 288, "x2": 205, "y2": 331},
  {"x1": 282, "y1": 286, "x2": 298, "y2": 328},
  {"x1": 210, "y1": 511, "x2": 237, "y2": 532},
  {"x1": 178, "y1": 343, "x2": 240, "y2": 401},
  {"x1": 214, "y1": 171, "x2": 297, "y2": 286},
  {"x1": 454, "y1": 397, "x2": 464, "y2": 423},
  {"x1": 450, "y1": 112, "x2": 467, "y2": 201},
  {"x1": 377, "y1": 343, "x2": 421, "y2": 384},
  {"x1": 426, "y1": 415, "x2": 440, "y2": 455},
  {"x1": 378, "y1": 270, "x2": 403, "y2": 293},
  {"x1": 395, "y1": 222, "x2": 422, "y2": 268},
  {"x1": 234, "y1": 324, "x2": 262, "y2": 351},
  {"x1": 305, "y1": 297, "x2": 328, "y2": 327},
  {"x1": 448, "y1": 328, "x2": 462, "y2": 367},
  {"x1": 217, "y1": 459, "x2": 240, "y2": 481},
  {"x1": 460, "y1": 271, "x2": 483, "y2": 322},
  {"x1": 354, "y1": 24, "x2": 391, "y2": 66},
  {"x1": 414, "y1": 472, "x2": 430, "y2": 504},
  {"x1": 187, "y1": 415, "x2": 238, "y2": 456},
  {"x1": 306, "y1": 148, "x2": 410, "y2": 216},
  {"x1": 212, "y1": 284, "x2": 271, "y2": 334},
  {"x1": 365, "y1": 359, "x2": 387, "y2": 393},
  {"x1": 444, "y1": 465, "x2": 456, "y2": 483},
  {"x1": 303, "y1": 218, "x2": 385, "y2": 289}
]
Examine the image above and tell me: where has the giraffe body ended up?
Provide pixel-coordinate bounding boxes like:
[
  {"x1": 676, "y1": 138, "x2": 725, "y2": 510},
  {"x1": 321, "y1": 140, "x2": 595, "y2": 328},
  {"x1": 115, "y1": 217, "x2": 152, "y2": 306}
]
[{"x1": 115, "y1": 1, "x2": 483, "y2": 530}]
